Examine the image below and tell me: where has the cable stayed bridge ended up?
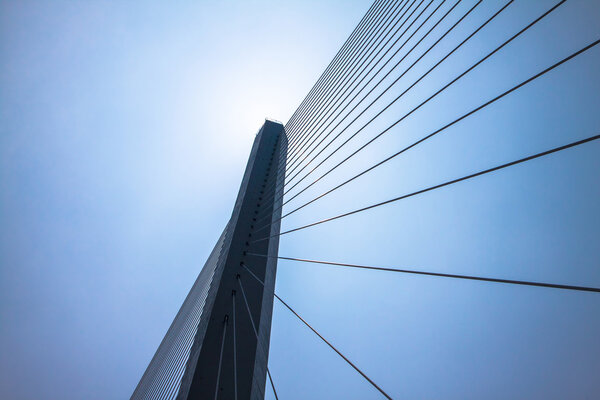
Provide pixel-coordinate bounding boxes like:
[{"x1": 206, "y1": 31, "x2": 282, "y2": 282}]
[{"x1": 130, "y1": 0, "x2": 600, "y2": 398}]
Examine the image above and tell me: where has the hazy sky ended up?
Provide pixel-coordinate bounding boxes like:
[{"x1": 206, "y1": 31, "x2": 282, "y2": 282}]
[{"x1": 1, "y1": 1, "x2": 599, "y2": 399}]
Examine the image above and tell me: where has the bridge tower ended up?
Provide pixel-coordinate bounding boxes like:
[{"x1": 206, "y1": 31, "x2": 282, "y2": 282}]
[{"x1": 131, "y1": 120, "x2": 286, "y2": 400}]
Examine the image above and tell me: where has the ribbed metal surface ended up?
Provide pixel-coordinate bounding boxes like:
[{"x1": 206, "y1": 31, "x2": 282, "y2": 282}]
[{"x1": 130, "y1": 227, "x2": 228, "y2": 400}]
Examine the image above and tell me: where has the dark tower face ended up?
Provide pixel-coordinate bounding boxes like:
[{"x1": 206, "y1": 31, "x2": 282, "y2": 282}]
[{"x1": 131, "y1": 120, "x2": 286, "y2": 400}]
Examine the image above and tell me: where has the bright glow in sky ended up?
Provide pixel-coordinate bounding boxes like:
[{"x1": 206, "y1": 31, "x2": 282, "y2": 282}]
[
  {"x1": 0, "y1": 1, "x2": 369, "y2": 398},
  {"x1": 1, "y1": 1, "x2": 600, "y2": 399}
]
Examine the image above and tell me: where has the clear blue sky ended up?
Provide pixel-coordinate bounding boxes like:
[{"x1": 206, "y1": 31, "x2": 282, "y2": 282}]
[{"x1": 1, "y1": 1, "x2": 599, "y2": 399}]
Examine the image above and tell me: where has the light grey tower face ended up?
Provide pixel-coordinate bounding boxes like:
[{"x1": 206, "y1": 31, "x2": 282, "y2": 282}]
[{"x1": 131, "y1": 120, "x2": 286, "y2": 400}]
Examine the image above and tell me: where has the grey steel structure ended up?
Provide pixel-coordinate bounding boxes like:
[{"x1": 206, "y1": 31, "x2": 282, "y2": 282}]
[
  {"x1": 126, "y1": 1, "x2": 600, "y2": 398},
  {"x1": 131, "y1": 120, "x2": 286, "y2": 400}
]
